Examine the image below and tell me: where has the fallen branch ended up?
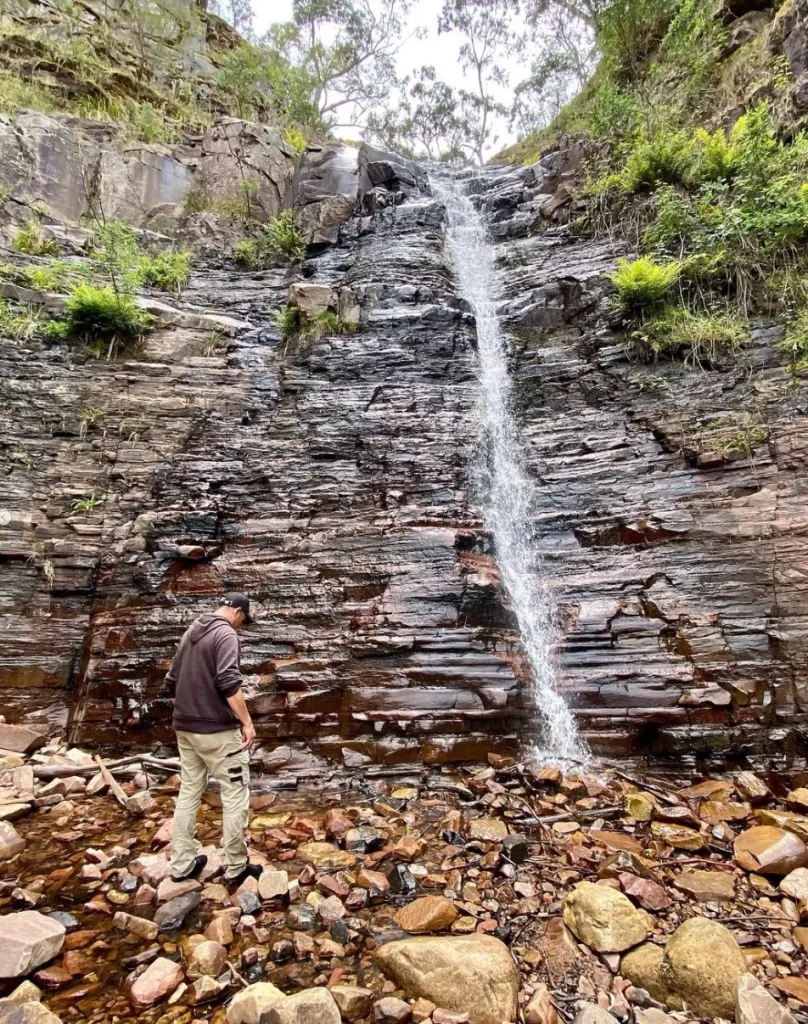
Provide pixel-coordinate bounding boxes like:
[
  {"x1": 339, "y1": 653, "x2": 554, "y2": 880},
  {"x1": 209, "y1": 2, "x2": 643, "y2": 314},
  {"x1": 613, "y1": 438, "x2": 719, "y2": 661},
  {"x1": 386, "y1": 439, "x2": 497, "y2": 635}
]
[
  {"x1": 95, "y1": 756, "x2": 130, "y2": 810},
  {"x1": 516, "y1": 805, "x2": 623, "y2": 826},
  {"x1": 32, "y1": 755, "x2": 142, "y2": 779}
]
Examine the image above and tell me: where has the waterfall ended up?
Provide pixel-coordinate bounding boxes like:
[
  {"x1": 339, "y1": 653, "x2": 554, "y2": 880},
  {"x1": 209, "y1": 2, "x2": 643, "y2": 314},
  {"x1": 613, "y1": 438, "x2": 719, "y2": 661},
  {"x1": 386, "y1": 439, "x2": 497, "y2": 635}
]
[{"x1": 434, "y1": 178, "x2": 587, "y2": 763}]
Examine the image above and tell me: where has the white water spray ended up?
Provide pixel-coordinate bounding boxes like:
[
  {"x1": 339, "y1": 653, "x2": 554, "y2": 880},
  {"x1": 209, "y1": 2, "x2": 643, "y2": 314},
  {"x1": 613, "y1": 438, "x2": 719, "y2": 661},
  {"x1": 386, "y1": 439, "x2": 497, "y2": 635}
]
[{"x1": 434, "y1": 179, "x2": 587, "y2": 763}]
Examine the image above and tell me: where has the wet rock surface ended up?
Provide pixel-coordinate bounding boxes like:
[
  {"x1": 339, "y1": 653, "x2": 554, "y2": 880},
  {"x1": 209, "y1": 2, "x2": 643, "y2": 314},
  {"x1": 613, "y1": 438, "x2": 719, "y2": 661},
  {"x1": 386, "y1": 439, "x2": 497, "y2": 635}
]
[{"x1": 1, "y1": 136, "x2": 806, "y2": 760}]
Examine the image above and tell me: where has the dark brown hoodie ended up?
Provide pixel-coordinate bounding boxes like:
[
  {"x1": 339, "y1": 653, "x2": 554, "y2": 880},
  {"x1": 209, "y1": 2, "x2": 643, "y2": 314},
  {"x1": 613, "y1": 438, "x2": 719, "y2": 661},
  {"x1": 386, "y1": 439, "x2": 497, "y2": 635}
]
[{"x1": 164, "y1": 613, "x2": 242, "y2": 733}]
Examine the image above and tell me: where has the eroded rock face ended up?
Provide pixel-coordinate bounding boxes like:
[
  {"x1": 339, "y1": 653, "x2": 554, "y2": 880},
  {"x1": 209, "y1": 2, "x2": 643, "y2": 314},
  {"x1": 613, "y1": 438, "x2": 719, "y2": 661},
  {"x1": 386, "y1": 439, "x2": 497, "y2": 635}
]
[
  {"x1": 0, "y1": 113, "x2": 295, "y2": 241},
  {"x1": 2, "y1": 146, "x2": 808, "y2": 762}
]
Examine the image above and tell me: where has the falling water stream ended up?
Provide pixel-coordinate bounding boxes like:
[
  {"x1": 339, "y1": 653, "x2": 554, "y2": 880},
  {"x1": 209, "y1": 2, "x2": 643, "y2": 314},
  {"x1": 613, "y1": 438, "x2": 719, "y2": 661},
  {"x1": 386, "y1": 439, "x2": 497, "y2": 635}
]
[{"x1": 434, "y1": 177, "x2": 587, "y2": 763}]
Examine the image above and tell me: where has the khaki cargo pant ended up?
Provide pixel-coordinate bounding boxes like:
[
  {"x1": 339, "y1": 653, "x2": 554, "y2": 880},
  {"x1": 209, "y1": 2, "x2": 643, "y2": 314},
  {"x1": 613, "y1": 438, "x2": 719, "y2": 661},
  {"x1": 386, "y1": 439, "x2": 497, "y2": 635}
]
[{"x1": 170, "y1": 728, "x2": 250, "y2": 880}]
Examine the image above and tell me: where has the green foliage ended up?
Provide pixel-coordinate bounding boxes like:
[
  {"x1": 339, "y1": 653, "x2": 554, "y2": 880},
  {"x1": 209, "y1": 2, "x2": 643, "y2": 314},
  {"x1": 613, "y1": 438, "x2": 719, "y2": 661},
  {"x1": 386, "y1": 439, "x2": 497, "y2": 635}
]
[
  {"x1": 619, "y1": 130, "x2": 693, "y2": 193},
  {"x1": 608, "y1": 256, "x2": 681, "y2": 314},
  {"x1": 266, "y1": 210, "x2": 306, "y2": 264},
  {"x1": 78, "y1": 406, "x2": 106, "y2": 438},
  {"x1": 182, "y1": 183, "x2": 214, "y2": 215},
  {"x1": 232, "y1": 239, "x2": 260, "y2": 269},
  {"x1": 12, "y1": 218, "x2": 58, "y2": 257},
  {"x1": 281, "y1": 125, "x2": 308, "y2": 154},
  {"x1": 55, "y1": 284, "x2": 155, "y2": 358},
  {"x1": 137, "y1": 250, "x2": 192, "y2": 292},
  {"x1": 90, "y1": 221, "x2": 142, "y2": 295},
  {"x1": 632, "y1": 307, "x2": 748, "y2": 363},
  {"x1": 232, "y1": 211, "x2": 306, "y2": 269},
  {"x1": 217, "y1": 180, "x2": 261, "y2": 223},
  {"x1": 277, "y1": 305, "x2": 356, "y2": 354},
  {"x1": 0, "y1": 73, "x2": 56, "y2": 116},
  {"x1": 216, "y1": 44, "x2": 320, "y2": 130},
  {"x1": 701, "y1": 417, "x2": 767, "y2": 458},
  {"x1": 777, "y1": 309, "x2": 808, "y2": 370},
  {"x1": 0, "y1": 299, "x2": 44, "y2": 340},
  {"x1": 276, "y1": 305, "x2": 302, "y2": 338},
  {"x1": 71, "y1": 491, "x2": 105, "y2": 514}
]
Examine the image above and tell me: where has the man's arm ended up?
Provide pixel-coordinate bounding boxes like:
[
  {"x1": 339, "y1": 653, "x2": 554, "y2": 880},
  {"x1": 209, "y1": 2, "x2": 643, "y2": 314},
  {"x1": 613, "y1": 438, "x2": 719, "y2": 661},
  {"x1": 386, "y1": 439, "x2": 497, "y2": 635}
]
[
  {"x1": 215, "y1": 630, "x2": 254, "y2": 750},
  {"x1": 226, "y1": 689, "x2": 256, "y2": 751}
]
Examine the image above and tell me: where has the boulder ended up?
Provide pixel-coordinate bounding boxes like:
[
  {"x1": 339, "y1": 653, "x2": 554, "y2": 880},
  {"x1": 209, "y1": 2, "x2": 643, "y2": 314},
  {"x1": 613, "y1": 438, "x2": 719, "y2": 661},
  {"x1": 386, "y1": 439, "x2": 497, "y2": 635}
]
[
  {"x1": 620, "y1": 944, "x2": 671, "y2": 1005},
  {"x1": 787, "y1": 789, "x2": 808, "y2": 813},
  {"x1": 659, "y1": 917, "x2": 747, "y2": 1019},
  {"x1": 186, "y1": 939, "x2": 227, "y2": 979},
  {"x1": 189, "y1": 975, "x2": 228, "y2": 1005},
  {"x1": 226, "y1": 981, "x2": 286, "y2": 1024},
  {"x1": 287, "y1": 143, "x2": 358, "y2": 244},
  {"x1": 288, "y1": 283, "x2": 335, "y2": 319},
  {"x1": 264, "y1": 987, "x2": 341, "y2": 1024},
  {"x1": 780, "y1": 867, "x2": 808, "y2": 901},
  {"x1": 562, "y1": 882, "x2": 649, "y2": 952},
  {"x1": 394, "y1": 897, "x2": 459, "y2": 934},
  {"x1": 467, "y1": 818, "x2": 509, "y2": 842},
  {"x1": 129, "y1": 956, "x2": 184, "y2": 1008},
  {"x1": 374, "y1": 935, "x2": 518, "y2": 1024},
  {"x1": 0, "y1": 912, "x2": 65, "y2": 979},
  {"x1": 112, "y1": 912, "x2": 158, "y2": 940},
  {"x1": 330, "y1": 986, "x2": 374, "y2": 1021},
  {"x1": 0, "y1": 821, "x2": 25, "y2": 860},
  {"x1": 736, "y1": 973, "x2": 796, "y2": 1024},
  {"x1": 734, "y1": 826, "x2": 808, "y2": 875},
  {"x1": 0, "y1": 726, "x2": 46, "y2": 755}
]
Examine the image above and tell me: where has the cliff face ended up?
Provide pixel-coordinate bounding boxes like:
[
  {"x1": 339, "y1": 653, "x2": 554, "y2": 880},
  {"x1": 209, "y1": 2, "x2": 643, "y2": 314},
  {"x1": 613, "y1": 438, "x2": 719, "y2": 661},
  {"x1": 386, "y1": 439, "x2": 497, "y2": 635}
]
[{"x1": 1, "y1": 115, "x2": 806, "y2": 767}]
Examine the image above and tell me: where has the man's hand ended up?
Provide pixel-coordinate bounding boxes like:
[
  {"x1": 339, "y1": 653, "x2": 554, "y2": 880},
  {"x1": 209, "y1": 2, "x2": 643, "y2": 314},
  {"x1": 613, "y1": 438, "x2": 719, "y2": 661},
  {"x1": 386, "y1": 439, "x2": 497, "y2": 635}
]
[{"x1": 240, "y1": 720, "x2": 256, "y2": 751}]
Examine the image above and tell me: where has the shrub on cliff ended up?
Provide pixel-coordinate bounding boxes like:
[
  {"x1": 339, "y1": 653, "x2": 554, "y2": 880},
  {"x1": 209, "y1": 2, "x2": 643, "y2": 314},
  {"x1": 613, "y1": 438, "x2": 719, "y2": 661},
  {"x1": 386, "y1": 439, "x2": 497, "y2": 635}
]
[
  {"x1": 50, "y1": 285, "x2": 155, "y2": 359},
  {"x1": 0, "y1": 299, "x2": 44, "y2": 341},
  {"x1": 12, "y1": 217, "x2": 58, "y2": 257},
  {"x1": 232, "y1": 211, "x2": 306, "y2": 269},
  {"x1": 632, "y1": 307, "x2": 747, "y2": 364},
  {"x1": 609, "y1": 256, "x2": 681, "y2": 314},
  {"x1": 137, "y1": 250, "x2": 192, "y2": 292}
]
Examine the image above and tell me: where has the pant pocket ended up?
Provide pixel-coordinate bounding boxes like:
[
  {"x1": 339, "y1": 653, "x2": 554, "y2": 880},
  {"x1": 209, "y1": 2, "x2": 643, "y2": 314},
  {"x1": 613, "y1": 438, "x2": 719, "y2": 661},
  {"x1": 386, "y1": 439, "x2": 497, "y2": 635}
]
[{"x1": 224, "y1": 747, "x2": 249, "y2": 787}]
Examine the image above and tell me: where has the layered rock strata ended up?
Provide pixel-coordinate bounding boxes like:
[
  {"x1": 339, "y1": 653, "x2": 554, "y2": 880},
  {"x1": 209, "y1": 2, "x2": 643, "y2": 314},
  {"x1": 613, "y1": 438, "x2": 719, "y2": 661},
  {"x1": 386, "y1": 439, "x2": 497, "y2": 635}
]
[{"x1": 1, "y1": 124, "x2": 807, "y2": 763}]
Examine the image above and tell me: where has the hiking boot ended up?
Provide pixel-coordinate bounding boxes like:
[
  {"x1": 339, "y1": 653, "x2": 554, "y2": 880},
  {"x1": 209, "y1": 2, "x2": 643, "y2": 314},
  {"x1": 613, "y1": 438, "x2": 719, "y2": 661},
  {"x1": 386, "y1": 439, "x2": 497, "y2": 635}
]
[
  {"x1": 170, "y1": 854, "x2": 208, "y2": 883},
  {"x1": 225, "y1": 862, "x2": 262, "y2": 888}
]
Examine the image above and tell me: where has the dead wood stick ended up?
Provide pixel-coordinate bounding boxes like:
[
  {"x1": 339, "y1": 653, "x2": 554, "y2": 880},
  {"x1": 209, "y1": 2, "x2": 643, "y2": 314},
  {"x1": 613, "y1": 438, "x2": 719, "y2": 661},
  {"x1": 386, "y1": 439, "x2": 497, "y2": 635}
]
[
  {"x1": 517, "y1": 805, "x2": 623, "y2": 826},
  {"x1": 95, "y1": 756, "x2": 130, "y2": 809},
  {"x1": 32, "y1": 754, "x2": 142, "y2": 779}
]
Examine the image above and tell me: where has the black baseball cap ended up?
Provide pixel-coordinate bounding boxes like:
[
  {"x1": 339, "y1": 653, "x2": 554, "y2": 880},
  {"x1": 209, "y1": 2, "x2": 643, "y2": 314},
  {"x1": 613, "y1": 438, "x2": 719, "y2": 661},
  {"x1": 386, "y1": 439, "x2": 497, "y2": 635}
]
[{"x1": 223, "y1": 592, "x2": 255, "y2": 624}]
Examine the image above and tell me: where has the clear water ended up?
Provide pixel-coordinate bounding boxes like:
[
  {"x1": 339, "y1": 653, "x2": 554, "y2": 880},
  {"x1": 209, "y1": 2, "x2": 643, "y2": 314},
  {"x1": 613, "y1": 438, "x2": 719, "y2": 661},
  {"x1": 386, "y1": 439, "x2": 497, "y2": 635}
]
[{"x1": 434, "y1": 178, "x2": 587, "y2": 763}]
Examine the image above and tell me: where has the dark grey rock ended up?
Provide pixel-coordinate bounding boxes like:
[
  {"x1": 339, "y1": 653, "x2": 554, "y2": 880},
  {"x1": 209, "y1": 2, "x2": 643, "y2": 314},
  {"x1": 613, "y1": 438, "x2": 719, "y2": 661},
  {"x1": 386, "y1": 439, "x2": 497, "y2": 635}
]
[{"x1": 154, "y1": 892, "x2": 201, "y2": 932}]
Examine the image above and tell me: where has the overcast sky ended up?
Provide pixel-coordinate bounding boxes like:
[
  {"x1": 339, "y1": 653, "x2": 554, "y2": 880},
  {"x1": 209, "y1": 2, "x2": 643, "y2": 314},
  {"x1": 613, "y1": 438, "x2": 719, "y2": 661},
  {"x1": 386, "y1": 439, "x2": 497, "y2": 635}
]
[{"x1": 256, "y1": 0, "x2": 527, "y2": 153}]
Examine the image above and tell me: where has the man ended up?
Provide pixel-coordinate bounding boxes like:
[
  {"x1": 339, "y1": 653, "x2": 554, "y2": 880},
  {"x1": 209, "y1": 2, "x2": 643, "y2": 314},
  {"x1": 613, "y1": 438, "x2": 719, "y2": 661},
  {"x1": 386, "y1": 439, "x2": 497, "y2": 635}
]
[{"x1": 164, "y1": 592, "x2": 261, "y2": 886}]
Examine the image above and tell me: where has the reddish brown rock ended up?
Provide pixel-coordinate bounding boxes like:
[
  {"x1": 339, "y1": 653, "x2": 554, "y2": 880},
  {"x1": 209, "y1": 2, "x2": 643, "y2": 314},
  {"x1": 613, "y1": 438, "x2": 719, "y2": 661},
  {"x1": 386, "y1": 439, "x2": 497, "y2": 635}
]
[
  {"x1": 129, "y1": 957, "x2": 184, "y2": 1008},
  {"x1": 674, "y1": 870, "x2": 735, "y2": 901},
  {"x1": 524, "y1": 984, "x2": 559, "y2": 1024},
  {"x1": 649, "y1": 822, "x2": 704, "y2": 851},
  {"x1": 734, "y1": 826, "x2": 808, "y2": 875},
  {"x1": 395, "y1": 897, "x2": 459, "y2": 934},
  {"x1": 619, "y1": 874, "x2": 670, "y2": 911}
]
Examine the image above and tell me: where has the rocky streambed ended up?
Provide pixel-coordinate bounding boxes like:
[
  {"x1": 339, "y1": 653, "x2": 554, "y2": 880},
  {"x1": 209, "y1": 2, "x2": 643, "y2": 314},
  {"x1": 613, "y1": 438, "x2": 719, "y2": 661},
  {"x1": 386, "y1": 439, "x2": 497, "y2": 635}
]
[{"x1": 3, "y1": 725, "x2": 808, "y2": 1024}]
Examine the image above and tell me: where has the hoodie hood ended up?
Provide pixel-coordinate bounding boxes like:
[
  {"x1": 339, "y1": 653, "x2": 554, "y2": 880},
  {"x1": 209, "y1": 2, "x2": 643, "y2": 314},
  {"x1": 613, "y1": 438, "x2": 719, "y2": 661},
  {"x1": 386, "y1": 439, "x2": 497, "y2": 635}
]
[{"x1": 188, "y1": 613, "x2": 234, "y2": 644}]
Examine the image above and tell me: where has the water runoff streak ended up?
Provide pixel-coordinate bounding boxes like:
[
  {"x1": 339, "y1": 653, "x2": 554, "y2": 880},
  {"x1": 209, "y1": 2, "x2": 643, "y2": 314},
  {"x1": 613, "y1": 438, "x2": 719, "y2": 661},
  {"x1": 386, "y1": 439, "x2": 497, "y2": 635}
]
[{"x1": 434, "y1": 178, "x2": 586, "y2": 763}]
